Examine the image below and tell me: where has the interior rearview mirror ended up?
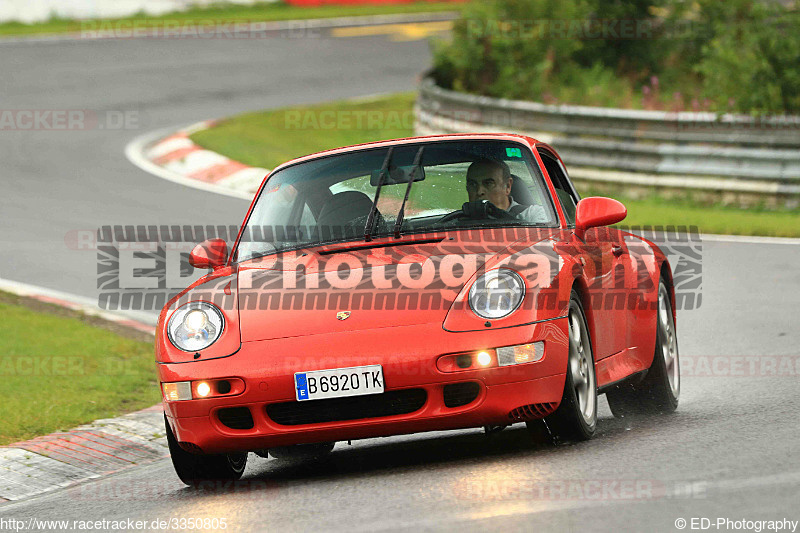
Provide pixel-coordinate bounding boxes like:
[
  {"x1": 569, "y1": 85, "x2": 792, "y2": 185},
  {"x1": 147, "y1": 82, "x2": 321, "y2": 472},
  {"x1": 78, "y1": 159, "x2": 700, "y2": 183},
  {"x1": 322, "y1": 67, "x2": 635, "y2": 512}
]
[{"x1": 370, "y1": 165, "x2": 425, "y2": 186}]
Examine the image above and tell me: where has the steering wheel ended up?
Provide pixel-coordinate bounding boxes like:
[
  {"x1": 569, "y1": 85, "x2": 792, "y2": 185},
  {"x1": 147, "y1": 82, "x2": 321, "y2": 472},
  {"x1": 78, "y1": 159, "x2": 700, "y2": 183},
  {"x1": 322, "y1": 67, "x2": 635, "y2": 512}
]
[{"x1": 438, "y1": 200, "x2": 517, "y2": 224}]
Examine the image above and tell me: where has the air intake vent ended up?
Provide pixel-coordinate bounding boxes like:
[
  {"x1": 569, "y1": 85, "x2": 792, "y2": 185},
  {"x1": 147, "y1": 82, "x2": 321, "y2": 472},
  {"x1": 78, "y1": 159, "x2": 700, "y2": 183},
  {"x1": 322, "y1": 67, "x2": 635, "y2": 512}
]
[
  {"x1": 217, "y1": 407, "x2": 254, "y2": 430},
  {"x1": 508, "y1": 403, "x2": 558, "y2": 421},
  {"x1": 442, "y1": 382, "x2": 480, "y2": 408},
  {"x1": 178, "y1": 442, "x2": 203, "y2": 454},
  {"x1": 266, "y1": 389, "x2": 427, "y2": 426}
]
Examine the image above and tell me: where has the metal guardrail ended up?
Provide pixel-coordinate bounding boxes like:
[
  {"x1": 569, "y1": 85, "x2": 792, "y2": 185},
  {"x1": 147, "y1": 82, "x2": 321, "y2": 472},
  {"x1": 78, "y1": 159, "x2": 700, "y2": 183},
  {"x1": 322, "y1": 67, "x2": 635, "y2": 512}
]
[{"x1": 415, "y1": 78, "x2": 800, "y2": 197}]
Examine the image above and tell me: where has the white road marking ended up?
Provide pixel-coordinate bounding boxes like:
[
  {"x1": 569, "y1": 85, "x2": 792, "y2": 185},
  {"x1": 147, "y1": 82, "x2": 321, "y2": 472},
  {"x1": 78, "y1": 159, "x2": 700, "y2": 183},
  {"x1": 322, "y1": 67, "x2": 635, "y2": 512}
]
[{"x1": 698, "y1": 234, "x2": 800, "y2": 245}]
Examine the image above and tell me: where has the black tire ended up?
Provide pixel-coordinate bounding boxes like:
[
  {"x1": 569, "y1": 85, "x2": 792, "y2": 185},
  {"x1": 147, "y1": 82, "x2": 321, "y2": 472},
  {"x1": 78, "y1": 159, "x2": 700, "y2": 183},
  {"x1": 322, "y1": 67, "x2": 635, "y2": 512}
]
[
  {"x1": 165, "y1": 416, "x2": 247, "y2": 486},
  {"x1": 534, "y1": 290, "x2": 597, "y2": 442},
  {"x1": 606, "y1": 279, "x2": 680, "y2": 417},
  {"x1": 269, "y1": 442, "x2": 335, "y2": 461}
]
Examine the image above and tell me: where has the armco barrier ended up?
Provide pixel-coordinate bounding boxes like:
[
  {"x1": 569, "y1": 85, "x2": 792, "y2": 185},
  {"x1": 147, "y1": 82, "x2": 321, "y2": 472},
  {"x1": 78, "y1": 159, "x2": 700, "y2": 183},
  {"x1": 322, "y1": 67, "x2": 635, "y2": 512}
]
[{"x1": 414, "y1": 78, "x2": 800, "y2": 206}]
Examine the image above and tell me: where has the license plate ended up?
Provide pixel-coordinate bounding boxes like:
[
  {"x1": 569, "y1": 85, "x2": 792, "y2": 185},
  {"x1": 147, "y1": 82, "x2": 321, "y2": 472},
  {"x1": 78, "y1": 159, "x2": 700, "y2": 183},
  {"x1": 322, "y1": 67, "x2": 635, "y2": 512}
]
[{"x1": 294, "y1": 365, "x2": 384, "y2": 401}]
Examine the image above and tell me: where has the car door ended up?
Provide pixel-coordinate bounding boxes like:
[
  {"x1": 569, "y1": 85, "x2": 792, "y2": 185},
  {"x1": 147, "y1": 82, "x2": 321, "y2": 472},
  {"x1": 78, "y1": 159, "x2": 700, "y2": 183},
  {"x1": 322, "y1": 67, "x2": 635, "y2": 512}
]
[{"x1": 537, "y1": 148, "x2": 630, "y2": 359}]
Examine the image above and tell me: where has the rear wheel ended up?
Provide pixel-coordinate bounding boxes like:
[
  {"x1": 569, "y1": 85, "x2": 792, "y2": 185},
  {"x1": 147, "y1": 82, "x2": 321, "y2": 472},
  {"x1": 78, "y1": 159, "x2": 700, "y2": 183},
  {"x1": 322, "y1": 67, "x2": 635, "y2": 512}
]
[
  {"x1": 529, "y1": 291, "x2": 597, "y2": 442},
  {"x1": 606, "y1": 279, "x2": 680, "y2": 417},
  {"x1": 165, "y1": 416, "x2": 247, "y2": 486}
]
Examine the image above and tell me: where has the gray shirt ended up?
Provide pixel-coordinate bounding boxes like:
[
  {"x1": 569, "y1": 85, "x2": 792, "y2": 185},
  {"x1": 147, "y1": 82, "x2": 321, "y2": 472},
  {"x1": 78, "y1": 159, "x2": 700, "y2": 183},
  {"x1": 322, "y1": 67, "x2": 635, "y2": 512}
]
[{"x1": 508, "y1": 197, "x2": 548, "y2": 224}]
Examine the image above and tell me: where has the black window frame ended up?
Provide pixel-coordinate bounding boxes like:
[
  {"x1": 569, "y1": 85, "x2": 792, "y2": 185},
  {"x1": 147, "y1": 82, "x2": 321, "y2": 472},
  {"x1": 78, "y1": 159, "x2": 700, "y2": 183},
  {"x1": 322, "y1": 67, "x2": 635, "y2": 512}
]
[{"x1": 537, "y1": 148, "x2": 581, "y2": 228}]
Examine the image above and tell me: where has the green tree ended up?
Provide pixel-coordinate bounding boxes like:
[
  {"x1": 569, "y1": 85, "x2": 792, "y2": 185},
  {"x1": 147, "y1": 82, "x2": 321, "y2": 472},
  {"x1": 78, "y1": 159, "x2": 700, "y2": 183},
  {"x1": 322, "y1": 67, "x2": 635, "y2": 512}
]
[
  {"x1": 431, "y1": 0, "x2": 800, "y2": 114},
  {"x1": 695, "y1": 0, "x2": 800, "y2": 114}
]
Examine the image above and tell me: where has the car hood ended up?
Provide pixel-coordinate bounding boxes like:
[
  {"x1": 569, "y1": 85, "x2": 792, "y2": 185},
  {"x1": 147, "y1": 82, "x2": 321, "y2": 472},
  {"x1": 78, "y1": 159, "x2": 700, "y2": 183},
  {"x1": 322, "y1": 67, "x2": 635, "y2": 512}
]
[{"x1": 235, "y1": 229, "x2": 561, "y2": 342}]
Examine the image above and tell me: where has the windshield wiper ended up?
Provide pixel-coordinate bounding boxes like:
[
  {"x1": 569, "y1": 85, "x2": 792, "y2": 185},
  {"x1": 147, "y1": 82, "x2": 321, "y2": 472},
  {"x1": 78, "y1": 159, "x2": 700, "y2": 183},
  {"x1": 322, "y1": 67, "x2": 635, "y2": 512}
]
[
  {"x1": 364, "y1": 146, "x2": 393, "y2": 242},
  {"x1": 393, "y1": 146, "x2": 424, "y2": 239}
]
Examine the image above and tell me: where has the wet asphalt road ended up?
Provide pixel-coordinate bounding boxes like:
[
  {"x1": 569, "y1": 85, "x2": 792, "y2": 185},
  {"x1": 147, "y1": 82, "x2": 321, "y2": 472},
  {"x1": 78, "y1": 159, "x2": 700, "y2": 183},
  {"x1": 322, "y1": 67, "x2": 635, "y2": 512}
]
[{"x1": 1, "y1": 25, "x2": 799, "y2": 533}]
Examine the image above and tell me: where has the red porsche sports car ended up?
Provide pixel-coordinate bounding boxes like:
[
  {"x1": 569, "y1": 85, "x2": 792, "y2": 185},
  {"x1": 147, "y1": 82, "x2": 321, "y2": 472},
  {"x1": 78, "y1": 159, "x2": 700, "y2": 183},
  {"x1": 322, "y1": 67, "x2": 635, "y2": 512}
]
[{"x1": 157, "y1": 134, "x2": 680, "y2": 485}]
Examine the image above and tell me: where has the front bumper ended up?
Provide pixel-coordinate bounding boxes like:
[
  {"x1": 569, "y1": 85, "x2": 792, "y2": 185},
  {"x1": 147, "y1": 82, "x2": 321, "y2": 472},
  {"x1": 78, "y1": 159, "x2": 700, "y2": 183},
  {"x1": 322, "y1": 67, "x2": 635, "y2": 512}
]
[{"x1": 159, "y1": 319, "x2": 568, "y2": 454}]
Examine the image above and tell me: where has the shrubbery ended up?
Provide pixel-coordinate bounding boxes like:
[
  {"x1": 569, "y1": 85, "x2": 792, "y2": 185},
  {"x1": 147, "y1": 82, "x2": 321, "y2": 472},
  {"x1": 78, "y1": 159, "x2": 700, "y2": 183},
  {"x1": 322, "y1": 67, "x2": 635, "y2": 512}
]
[{"x1": 431, "y1": 0, "x2": 800, "y2": 114}]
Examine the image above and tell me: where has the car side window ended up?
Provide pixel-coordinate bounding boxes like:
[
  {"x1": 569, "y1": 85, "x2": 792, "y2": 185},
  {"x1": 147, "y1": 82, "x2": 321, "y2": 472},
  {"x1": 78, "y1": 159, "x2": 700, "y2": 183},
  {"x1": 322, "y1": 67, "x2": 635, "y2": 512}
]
[{"x1": 538, "y1": 149, "x2": 579, "y2": 226}]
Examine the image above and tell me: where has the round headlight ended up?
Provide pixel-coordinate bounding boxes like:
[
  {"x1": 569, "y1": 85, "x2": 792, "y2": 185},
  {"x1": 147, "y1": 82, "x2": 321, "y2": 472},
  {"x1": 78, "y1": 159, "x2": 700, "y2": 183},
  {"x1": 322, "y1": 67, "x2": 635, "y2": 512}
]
[
  {"x1": 167, "y1": 302, "x2": 225, "y2": 352},
  {"x1": 468, "y1": 269, "x2": 525, "y2": 320}
]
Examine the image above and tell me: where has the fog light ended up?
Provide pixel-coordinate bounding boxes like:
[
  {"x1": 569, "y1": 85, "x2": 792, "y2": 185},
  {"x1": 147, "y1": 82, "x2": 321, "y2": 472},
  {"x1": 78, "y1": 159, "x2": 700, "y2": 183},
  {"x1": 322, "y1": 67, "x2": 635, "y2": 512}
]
[
  {"x1": 195, "y1": 381, "x2": 211, "y2": 398},
  {"x1": 162, "y1": 381, "x2": 191, "y2": 401},
  {"x1": 456, "y1": 354, "x2": 472, "y2": 369},
  {"x1": 217, "y1": 380, "x2": 232, "y2": 394},
  {"x1": 476, "y1": 351, "x2": 492, "y2": 367}
]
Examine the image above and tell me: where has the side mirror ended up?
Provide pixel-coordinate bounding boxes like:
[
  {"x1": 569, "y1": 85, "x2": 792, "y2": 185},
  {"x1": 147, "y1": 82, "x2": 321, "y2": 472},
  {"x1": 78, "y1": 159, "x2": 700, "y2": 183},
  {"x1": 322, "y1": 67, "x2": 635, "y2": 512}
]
[
  {"x1": 575, "y1": 197, "x2": 627, "y2": 239},
  {"x1": 189, "y1": 238, "x2": 228, "y2": 269}
]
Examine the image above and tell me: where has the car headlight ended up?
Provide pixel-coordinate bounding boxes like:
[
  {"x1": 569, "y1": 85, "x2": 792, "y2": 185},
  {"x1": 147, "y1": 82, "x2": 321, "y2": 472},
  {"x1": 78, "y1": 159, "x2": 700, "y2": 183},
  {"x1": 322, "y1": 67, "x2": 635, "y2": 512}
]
[
  {"x1": 468, "y1": 269, "x2": 525, "y2": 320},
  {"x1": 167, "y1": 302, "x2": 225, "y2": 352}
]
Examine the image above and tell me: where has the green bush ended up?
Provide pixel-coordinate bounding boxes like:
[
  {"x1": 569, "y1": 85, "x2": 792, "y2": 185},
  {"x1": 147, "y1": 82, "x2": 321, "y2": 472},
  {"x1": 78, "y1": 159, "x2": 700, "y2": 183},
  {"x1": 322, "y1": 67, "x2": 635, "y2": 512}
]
[
  {"x1": 694, "y1": 0, "x2": 800, "y2": 114},
  {"x1": 432, "y1": 0, "x2": 800, "y2": 114},
  {"x1": 432, "y1": 0, "x2": 591, "y2": 99},
  {"x1": 432, "y1": 0, "x2": 669, "y2": 99}
]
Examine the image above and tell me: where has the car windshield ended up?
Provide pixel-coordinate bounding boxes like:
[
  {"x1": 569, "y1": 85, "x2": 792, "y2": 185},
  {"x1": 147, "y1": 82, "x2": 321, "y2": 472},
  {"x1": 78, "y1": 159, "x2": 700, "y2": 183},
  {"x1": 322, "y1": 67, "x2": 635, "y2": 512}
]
[{"x1": 235, "y1": 139, "x2": 558, "y2": 262}]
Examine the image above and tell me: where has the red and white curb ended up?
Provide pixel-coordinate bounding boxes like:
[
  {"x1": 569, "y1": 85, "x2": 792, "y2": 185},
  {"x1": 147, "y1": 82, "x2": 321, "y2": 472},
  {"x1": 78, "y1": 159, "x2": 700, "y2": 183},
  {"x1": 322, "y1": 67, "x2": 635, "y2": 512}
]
[
  {"x1": 0, "y1": 278, "x2": 164, "y2": 503},
  {"x1": 125, "y1": 120, "x2": 268, "y2": 201},
  {"x1": 0, "y1": 406, "x2": 167, "y2": 502}
]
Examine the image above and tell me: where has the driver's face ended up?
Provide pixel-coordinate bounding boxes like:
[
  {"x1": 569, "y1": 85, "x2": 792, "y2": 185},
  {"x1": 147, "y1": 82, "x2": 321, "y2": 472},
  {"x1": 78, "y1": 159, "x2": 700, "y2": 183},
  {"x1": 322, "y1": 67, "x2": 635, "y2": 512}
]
[{"x1": 466, "y1": 163, "x2": 512, "y2": 210}]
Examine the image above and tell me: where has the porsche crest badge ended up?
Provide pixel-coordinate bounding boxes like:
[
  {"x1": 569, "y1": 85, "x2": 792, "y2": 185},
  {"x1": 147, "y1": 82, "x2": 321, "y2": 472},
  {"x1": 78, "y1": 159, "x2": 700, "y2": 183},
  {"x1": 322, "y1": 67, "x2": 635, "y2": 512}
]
[{"x1": 336, "y1": 311, "x2": 351, "y2": 321}]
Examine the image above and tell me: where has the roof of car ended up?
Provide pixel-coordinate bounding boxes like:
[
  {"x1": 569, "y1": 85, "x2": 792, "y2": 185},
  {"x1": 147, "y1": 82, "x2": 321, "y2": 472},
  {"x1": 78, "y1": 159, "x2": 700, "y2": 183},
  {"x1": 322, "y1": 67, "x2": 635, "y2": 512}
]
[{"x1": 269, "y1": 133, "x2": 541, "y2": 174}]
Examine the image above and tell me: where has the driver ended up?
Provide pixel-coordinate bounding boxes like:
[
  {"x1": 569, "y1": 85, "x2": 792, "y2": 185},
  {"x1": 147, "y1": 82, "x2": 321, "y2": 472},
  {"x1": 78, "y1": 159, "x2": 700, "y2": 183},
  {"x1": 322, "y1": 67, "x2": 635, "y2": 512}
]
[{"x1": 465, "y1": 159, "x2": 546, "y2": 223}]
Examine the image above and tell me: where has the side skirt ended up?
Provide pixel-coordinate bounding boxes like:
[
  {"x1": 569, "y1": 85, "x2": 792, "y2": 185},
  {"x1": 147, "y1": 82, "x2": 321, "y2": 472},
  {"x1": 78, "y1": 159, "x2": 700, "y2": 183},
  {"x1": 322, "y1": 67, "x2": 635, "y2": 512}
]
[{"x1": 597, "y1": 369, "x2": 648, "y2": 395}]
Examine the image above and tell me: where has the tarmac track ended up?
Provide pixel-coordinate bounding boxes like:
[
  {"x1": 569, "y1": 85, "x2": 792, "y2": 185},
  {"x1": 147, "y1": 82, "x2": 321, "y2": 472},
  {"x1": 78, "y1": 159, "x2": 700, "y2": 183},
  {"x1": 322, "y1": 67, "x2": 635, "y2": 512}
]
[{"x1": 1, "y1": 25, "x2": 799, "y2": 533}]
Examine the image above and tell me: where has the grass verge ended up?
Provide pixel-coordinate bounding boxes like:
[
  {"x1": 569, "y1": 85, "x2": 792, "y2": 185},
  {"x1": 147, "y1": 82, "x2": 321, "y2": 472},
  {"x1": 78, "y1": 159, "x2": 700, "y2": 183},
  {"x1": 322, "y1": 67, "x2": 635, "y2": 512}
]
[
  {"x1": 191, "y1": 93, "x2": 417, "y2": 169},
  {"x1": 0, "y1": 1, "x2": 460, "y2": 37},
  {"x1": 0, "y1": 291, "x2": 158, "y2": 445},
  {"x1": 190, "y1": 93, "x2": 800, "y2": 238}
]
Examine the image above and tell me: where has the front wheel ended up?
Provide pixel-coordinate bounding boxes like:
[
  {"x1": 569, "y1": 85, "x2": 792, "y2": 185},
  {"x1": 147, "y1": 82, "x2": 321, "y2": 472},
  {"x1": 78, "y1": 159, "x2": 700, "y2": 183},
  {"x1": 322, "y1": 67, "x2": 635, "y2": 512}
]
[
  {"x1": 606, "y1": 279, "x2": 680, "y2": 417},
  {"x1": 531, "y1": 291, "x2": 597, "y2": 442},
  {"x1": 165, "y1": 416, "x2": 247, "y2": 486}
]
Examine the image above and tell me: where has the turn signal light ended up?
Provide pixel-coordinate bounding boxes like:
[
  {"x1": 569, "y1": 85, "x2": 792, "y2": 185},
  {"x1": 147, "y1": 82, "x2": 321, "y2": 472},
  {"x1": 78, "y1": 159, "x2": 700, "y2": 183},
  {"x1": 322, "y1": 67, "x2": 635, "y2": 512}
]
[
  {"x1": 162, "y1": 381, "x2": 191, "y2": 401},
  {"x1": 161, "y1": 378, "x2": 245, "y2": 401},
  {"x1": 497, "y1": 342, "x2": 544, "y2": 366},
  {"x1": 436, "y1": 343, "x2": 544, "y2": 373}
]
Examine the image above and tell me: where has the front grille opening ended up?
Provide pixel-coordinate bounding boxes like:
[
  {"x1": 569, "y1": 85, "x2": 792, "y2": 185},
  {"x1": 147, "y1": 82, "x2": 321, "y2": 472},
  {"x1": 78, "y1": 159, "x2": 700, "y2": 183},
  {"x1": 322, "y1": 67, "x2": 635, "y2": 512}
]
[
  {"x1": 443, "y1": 382, "x2": 481, "y2": 408},
  {"x1": 266, "y1": 388, "x2": 427, "y2": 426},
  {"x1": 217, "y1": 407, "x2": 254, "y2": 430}
]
